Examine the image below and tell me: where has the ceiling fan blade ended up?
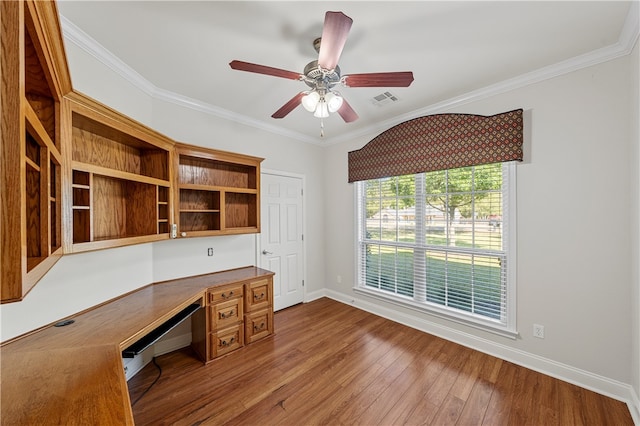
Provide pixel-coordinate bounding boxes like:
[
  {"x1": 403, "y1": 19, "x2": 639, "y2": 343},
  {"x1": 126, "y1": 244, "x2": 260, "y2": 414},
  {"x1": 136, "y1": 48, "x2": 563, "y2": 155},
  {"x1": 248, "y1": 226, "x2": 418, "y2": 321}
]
[
  {"x1": 229, "y1": 60, "x2": 302, "y2": 81},
  {"x1": 337, "y1": 98, "x2": 358, "y2": 123},
  {"x1": 343, "y1": 71, "x2": 414, "y2": 87},
  {"x1": 317, "y1": 11, "x2": 353, "y2": 71},
  {"x1": 271, "y1": 92, "x2": 305, "y2": 119}
]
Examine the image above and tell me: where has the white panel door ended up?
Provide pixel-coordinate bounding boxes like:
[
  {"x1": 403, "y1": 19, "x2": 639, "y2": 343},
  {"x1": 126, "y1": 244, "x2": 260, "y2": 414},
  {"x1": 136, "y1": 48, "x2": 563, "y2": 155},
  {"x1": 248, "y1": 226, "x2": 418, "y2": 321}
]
[{"x1": 260, "y1": 173, "x2": 304, "y2": 311}]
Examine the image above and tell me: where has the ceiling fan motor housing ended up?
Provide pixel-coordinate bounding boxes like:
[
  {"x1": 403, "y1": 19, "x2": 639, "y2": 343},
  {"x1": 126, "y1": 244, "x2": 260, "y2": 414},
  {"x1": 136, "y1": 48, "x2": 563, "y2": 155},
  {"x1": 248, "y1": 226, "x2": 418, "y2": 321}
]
[{"x1": 303, "y1": 60, "x2": 341, "y2": 91}]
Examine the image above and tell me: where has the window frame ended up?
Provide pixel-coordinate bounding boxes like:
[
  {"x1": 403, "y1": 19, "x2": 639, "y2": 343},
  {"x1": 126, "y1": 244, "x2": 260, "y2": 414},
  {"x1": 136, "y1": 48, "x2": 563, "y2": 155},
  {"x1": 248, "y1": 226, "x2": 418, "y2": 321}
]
[{"x1": 354, "y1": 162, "x2": 517, "y2": 339}]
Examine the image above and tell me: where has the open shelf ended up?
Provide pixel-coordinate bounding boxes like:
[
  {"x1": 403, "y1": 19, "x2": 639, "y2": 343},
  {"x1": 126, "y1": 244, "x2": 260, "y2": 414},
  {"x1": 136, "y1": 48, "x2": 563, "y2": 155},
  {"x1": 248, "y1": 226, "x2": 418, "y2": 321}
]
[
  {"x1": 65, "y1": 92, "x2": 174, "y2": 252},
  {"x1": 174, "y1": 144, "x2": 262, "y2": 237}
]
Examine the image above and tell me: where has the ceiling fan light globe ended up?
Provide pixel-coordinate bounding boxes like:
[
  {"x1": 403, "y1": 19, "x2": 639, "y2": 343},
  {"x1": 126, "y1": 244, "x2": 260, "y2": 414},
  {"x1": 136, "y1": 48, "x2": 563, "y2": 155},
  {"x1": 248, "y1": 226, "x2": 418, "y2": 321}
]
[
  {"x1": 302, "y1": 91, "x2": 320, "y2": 112},
  {"x1": 325, "y1": 92, "x2": 343, "y2": 113},
  {"x1": 314, "y1": 101, "x2": 330, "y2": 118}
]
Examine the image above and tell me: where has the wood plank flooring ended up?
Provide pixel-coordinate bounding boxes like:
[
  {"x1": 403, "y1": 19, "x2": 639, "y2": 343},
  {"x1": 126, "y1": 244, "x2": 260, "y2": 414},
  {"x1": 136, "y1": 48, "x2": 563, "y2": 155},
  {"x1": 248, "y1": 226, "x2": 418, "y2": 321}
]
[{"x1": 128, "y1": 298, "x2": 633, "y2": 425}]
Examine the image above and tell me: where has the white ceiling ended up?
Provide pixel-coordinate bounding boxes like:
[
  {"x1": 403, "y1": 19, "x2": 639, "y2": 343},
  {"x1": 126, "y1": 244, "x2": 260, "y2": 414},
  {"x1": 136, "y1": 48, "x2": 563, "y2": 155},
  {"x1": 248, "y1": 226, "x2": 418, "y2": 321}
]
[{"x1": 57, "y1": 1, "x2": 636, "y2": 145}]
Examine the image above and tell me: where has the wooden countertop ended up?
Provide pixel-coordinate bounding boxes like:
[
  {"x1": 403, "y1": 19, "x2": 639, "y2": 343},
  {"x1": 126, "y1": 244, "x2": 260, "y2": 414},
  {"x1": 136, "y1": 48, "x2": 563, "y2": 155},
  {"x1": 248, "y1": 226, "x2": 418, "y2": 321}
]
[{"x1": 0, "y1": 266, "x2": 274, "y2": 425}]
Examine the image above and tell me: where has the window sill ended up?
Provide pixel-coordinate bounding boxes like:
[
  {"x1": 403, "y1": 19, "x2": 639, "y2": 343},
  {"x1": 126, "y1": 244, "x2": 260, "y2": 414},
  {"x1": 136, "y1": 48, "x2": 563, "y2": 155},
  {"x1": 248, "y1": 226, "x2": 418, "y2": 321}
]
[{"x1": 354, "y1": 286, "x2": 519, "y2": 340}]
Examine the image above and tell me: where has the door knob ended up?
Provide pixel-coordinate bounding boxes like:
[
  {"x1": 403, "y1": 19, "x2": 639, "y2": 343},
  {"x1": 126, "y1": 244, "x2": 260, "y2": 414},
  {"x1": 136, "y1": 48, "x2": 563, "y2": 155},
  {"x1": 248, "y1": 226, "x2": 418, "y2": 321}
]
[{"x1": 262, "y1": 250, "x2": 273, "y2": 255}]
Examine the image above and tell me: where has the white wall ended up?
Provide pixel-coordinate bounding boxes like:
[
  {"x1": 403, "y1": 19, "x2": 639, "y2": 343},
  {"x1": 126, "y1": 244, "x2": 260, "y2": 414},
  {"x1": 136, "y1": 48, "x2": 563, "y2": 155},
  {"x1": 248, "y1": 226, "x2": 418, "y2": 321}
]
[
  {"x1": 324, "y1": 53, "x2": 636, "y2": 398},
  {"x1": 62, "y1": 37, "x2": 154, "y2": 127},
  {"x1": 1, "y1": 10, "x2": 637, "y2": 420}
]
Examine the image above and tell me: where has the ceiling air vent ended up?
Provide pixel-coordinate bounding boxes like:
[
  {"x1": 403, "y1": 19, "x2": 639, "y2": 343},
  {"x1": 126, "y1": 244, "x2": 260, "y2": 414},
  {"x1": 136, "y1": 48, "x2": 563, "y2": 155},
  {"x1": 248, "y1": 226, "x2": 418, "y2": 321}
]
[{"x1": 371, "y1": 91, "x2": 399, "y2": 106}]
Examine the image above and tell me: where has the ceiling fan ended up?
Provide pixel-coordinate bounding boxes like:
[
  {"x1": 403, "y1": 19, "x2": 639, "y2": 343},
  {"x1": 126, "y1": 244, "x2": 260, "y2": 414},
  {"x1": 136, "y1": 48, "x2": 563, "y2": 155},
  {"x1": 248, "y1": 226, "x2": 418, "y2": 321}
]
[{"x1": 229, "y1": 11, "x2": 414, "y2": 131}]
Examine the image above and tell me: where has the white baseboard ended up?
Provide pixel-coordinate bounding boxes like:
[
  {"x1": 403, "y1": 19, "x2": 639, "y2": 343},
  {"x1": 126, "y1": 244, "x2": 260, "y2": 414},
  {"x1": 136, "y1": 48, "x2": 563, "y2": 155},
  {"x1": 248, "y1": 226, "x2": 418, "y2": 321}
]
[
  {"x1": 629, "y1": 386, "x2": 640, "y2": 425},
  {"x1": 323, "y1": 289, "x2": 639, "y2": 421},
  {"x1": 305, "y1": 288, "x2": 327, "y2": 303},
  {"x1": 123, "y1": 332, "x2": 192, "y2": 381},
  {"x1": 154, "y1": 332, "x2": 192, "y2": 357}
]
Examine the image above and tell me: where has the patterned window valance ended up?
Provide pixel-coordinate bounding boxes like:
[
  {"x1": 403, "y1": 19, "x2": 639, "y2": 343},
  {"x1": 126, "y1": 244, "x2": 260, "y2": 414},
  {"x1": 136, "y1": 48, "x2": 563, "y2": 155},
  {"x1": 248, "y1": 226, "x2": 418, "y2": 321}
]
[{"x1": 347, "y1": 109, "x2": 523, "y2": 182}]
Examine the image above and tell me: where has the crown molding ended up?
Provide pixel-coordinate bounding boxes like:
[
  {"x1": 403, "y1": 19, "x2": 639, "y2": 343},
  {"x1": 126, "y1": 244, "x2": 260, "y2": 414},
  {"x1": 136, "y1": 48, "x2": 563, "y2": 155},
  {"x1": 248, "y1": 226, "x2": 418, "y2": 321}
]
[
  {"x1": 60, "y1": 16, "x2": 156, "y2": 97},
  {"x1": 326, "y1": 1, "x2": 640, "y2": 146},
  {"x1": 60, "y1": 2, "x2": 639, "y2": 147},
  {"x1": 151, "y1": 86, "x2": 320, "y2": 145}
]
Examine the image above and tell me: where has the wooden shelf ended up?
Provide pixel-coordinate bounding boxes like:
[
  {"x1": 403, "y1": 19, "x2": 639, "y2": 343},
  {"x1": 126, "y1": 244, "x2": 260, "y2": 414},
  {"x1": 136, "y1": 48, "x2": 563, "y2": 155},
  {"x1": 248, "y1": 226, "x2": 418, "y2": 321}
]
[
  {"x1": 1, "y1": 0, "x2": 70, "y2": 302},
  {"x1": 175, "y1": 143, "x2": 262, "y2": 238},
  {"x1": 179, "y1": 183, "x2": 258, "y2": 194},
  {"x1": 72, "y1": 161, "x2": 171, "y2": 188},
  {"x1": 180, "y1": 209, "x2": 220, "y2": 213},
  {"x1": 64, "y1": 92, "x2": 174, "y2": 253},
  {"x1": 25, "y1": 156, "x2": 40, "y2": 171}
]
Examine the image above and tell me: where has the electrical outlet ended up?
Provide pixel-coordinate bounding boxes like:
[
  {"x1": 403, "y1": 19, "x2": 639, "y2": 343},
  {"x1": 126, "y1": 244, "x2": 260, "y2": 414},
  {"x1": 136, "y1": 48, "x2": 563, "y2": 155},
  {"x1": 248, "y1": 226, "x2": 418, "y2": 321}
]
[
  {"x1": 533, "y1": 324, "x2": 545, "y2": 339},
  {"x1": 207, "y1": 248, "x2": 213, "y2": 256}
]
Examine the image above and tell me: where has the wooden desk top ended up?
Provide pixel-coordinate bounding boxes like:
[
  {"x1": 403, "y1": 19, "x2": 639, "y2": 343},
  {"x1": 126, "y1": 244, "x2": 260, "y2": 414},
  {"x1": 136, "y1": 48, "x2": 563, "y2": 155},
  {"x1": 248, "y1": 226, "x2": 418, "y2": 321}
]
[{"x1": 0, "y1": 266, "x2": 274, "y2": 425}]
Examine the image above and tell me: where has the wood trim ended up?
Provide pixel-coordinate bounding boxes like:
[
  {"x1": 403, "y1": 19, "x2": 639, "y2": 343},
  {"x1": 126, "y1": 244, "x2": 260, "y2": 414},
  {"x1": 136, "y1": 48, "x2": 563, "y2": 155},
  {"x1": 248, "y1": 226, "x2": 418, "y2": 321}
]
[
  {"x1": 178, "y1": 183, "x2": 258, "y2": 194},
  {"x1": 175, "y1": 141, "x2": 263, "y2": 166},
  {"x1": 65, "y1": 90, "x2": 176, "y2": 151},
  {"x1": 24, "y1": 0, "x2": 72, "y2": 98},
  {"x1": 0, "y1": 0, "x2": 26, "y2": 301},
  {"x1": 71, "y1": 161, "x2": 171, "y2": 187},
  {"x1": 60, "y1": 93, "x2": 74, "y2": 251},
  {"x1": 69, "y1": 233, "x2": 169, "y2": 253}
]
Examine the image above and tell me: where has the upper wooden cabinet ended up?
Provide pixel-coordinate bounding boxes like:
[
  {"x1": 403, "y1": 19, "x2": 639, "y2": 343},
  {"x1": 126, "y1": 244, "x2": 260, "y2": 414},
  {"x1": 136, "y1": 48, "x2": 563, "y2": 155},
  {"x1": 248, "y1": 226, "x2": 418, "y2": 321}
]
[
  {"x1": 0, "y1": 0, "x2": 265, "y2": 303},
  {"x1": 174, "y1": 143, "x2": 262, "y2": 237},
  {"x1": 1, "y1": 0, "x2": 72, "y2": 302},
  {"x1": 62, "y1": 91, "x2": 175, "y2": 253}
]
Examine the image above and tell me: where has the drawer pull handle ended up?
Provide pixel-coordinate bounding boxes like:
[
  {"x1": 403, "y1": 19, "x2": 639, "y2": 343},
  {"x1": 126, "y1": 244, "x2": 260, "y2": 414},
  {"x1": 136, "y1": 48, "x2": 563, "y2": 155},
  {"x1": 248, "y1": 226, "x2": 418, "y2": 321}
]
[
  {"x1": 254, "y1": 322, "x2": 265, "y2": 331},
  {"x1": 254, "y1": 292, "x2": 265, "y2": 301},
  {"x1": 219, "y1": 309, "x2": 234, "y2": 319},
  {"x1": 220, "y1": 336, "x2": 235, "y2": 347},
  {"x1": 221, "y1": 291, "x2": 234, "y2": 299}
]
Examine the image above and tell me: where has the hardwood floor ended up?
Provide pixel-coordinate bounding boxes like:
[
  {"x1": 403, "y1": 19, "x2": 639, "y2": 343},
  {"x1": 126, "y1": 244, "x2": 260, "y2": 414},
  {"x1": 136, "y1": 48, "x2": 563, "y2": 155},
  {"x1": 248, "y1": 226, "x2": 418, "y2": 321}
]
[{"x1": 128, "y1": 298, "x2": 632, "y2": 425}]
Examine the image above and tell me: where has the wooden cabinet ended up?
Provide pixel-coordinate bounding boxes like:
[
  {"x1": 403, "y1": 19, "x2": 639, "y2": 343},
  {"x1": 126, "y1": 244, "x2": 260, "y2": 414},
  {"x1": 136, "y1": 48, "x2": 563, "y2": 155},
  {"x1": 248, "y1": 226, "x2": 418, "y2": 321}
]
[
  {"x1": 196, "y1": 282, "x2": 245, "y2": 360},
  {"x1": 174, "y1": 143, "x2": 262, "y2": 237},
  {"x1": 1, "y1": 0, "x2": 72, "y2": 302},
  {"x1": 192, "y1": 275, "x2": 274, "y2": 362},
  {"x1": 244, "y1": 278, "x2": 273, "y2": 312},
  {"x1": 244, "y1": 278, "x2": 274, "y2": 344},
  {"x1": 0, "y1": 0, "x2": 267, "y2": 302},
  {"x1": 245, "y1": 308, "x2": 273, "y2": 344},
  {"x1": 62, "y1": 91, "x2": 175, "y2": 253}
]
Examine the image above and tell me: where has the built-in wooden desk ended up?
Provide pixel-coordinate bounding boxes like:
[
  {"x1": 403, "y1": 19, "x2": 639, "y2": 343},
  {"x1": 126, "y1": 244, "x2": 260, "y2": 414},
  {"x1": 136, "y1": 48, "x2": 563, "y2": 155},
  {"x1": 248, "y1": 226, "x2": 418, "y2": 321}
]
[{"x1": 0, "y1": 266, "x2": 274, "y2": 425}]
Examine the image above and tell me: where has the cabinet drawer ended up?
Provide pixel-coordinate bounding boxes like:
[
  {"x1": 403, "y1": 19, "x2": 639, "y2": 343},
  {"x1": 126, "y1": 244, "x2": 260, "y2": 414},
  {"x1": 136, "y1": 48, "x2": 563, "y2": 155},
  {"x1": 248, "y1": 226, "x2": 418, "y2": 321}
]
[
  {"x1": 208, "y1": 284, "x2": 243, "y2": 304},
  {"x1": 244, "y1": 278, "x2": 272, "y2": 312},
  {"x1": 209, "y1": 298, "x2": 243, "y2": 330},
  {"x1": 210, "y1": 324, "x2": 244, "y2": 358},
  {"x1": 244, "y1": 309, "x2": 273, "y2": 344}
]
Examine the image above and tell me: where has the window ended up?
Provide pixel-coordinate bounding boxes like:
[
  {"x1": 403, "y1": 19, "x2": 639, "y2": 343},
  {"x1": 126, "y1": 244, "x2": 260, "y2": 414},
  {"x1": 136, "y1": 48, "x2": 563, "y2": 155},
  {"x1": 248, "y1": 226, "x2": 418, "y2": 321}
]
[{"x1": 356, "y1": 162, "x2": 516, "y2": 337}]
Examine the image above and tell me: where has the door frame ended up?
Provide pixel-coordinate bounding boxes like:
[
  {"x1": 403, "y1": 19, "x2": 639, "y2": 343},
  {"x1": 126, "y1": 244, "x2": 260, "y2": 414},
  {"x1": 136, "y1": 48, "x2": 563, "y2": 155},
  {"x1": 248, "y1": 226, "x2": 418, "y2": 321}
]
[{"x1": 256, "y1": 169, "x2": 307, "y2": 306}]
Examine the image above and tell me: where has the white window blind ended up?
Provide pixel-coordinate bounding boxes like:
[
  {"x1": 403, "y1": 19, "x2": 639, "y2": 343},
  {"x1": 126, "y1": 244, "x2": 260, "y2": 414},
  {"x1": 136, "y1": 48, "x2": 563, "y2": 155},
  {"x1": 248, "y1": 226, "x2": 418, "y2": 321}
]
[{"x1": 356, "y1": 162, "x2": 516, "y2": 336}]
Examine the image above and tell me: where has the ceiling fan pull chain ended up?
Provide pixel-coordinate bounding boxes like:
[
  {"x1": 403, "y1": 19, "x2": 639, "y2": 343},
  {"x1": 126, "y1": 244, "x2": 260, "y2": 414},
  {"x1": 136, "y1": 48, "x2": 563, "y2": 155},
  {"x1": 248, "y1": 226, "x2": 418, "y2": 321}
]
[{"x1": 320, "y1": 118, "x2": 325, "y2": 138}]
